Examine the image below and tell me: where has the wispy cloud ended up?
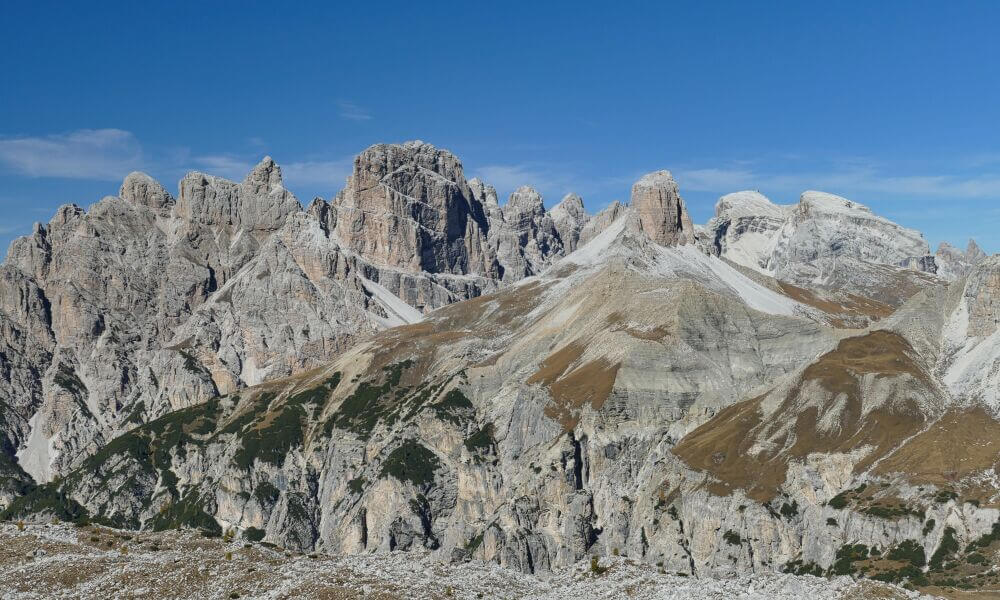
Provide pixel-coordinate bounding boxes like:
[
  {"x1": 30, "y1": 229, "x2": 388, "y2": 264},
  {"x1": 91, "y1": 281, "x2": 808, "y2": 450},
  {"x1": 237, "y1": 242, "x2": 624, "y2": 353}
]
[
  {"x1": 471, "y1": 162, "x2": 634, "y2": 207},
  {"x1": 674, "y1": 163, "x2": 1000, "y2": 201},
  {"x1": 338, "y1": 101, "x2": 372, "y2": 122},
  {"x1": 191, "y1": 154, "x2": 255, "y2": 180},
  {"x1": 0, "y1": 129, "x2": 144, "y2": 180},
  {"x1": 282, "y1": 158, "x2": 354, "y2": 189}
]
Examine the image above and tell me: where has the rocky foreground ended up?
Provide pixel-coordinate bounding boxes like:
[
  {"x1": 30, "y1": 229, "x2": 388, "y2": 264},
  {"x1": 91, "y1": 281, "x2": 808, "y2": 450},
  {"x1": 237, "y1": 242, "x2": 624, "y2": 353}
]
[{"x1": 0, "y1": 522, "x2": 937, "y2": 600}]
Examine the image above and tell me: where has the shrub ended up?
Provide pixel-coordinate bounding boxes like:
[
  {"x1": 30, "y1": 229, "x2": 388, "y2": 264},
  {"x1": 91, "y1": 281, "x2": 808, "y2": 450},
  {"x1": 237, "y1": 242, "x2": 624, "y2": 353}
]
[
  {"x1": 379, "y1": 441, "x2": 440, "y2": 487},
  {"x1": 887, "y1": 539, "x2": 926, "y2": 567},
  {"x1": 929, "y1": 527, "x2": 959, "y2": 570},
  {"x1": 828, "y1": 492, "x2": 849, "y2": 509},
  {"x1": 590, "y1": 556, "x2": 608, "y2": 575},
  {"x1": 922, "y1": 519, "x2": 936, "y2": 537},
  {"x1": 826, "y1": 518, "x2": 838, "y2": 526},
  {"x1": 723, "y1": 530, "x2": 742, "y2": 546}
]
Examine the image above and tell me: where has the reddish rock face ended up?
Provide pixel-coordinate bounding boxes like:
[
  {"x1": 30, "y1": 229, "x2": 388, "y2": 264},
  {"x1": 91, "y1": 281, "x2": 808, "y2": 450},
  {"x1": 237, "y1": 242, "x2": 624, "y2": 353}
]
[{"x1": 629, "y1": 170, "x2": 695, "y2": 246}]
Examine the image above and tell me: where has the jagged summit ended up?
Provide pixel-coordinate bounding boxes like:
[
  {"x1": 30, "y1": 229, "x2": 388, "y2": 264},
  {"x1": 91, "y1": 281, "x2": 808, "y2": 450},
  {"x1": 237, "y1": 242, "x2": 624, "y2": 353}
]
[
  {"x1": 119, "y1": 171, "x2": 173, "y2": 210},
  {"x1": 3, "y1": 138, "x2": 1000, "y2": 595},
  {"x1": 629, "y1": 170, "x2": 695, "y2": 246}
]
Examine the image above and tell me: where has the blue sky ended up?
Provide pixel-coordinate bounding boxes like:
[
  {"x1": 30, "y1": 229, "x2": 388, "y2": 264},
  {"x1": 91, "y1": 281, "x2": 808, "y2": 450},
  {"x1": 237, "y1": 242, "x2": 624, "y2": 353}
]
[{"x1": 3, "y1": 1, "x2": 1000, "y2": 255}]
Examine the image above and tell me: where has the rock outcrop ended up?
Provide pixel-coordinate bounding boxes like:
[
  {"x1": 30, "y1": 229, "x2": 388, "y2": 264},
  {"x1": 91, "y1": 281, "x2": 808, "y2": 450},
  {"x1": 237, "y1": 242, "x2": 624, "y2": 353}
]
[
  {"x1": 629, "y1": 171, "x2": 695, "y2": 246},
  {"x1": 4, "y1": 140, "x2": 1000, "y2": 597},
  {"x1": 935, "y1": 239, "x2": 987, "y2": 281},
  {"x1": 705, "y1": 189, "x2": 943, "y2": 308},
  {"x1": 332, "y1": 141, "x2": 498, "y2": 277}
]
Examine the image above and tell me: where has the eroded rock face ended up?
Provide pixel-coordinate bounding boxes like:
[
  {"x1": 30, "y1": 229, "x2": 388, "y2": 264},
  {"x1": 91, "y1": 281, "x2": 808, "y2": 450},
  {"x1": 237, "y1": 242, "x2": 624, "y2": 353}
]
[
  {"x1": 550, "y1": 194, "x2": 588, "y2": 253},
  {"x1": 0, "y1": 146, "x2": 537, "y2": 485},
  {"x1": 705, "y1": 191, "x2": 787, "y2": 271},
  {"x1": 704, "y1": 189, "x2": 944, "y2": 307},
  {"x1": 332, "y1": 141, "x2": 498, "y2": 277},
  {"x1": 629, "y1": 171, "x2": 695, "y2": 246},
  {"x1": 579, "y1": 201, "x2": 626, "y2": 247},
  {"x1": 936, "y1": 239, "x2": 987, "y2": 281}
]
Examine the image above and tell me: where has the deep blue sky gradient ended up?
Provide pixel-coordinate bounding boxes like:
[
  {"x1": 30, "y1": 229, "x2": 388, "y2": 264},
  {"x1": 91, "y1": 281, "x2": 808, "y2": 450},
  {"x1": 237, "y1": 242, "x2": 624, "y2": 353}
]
[{"x1": 2, "y1": 1, "x2": 1000, "y2": 254}]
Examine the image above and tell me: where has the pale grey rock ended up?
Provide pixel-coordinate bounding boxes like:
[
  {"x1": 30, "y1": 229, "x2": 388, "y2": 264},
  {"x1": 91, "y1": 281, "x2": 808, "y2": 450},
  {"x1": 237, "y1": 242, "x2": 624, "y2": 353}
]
[
  {"x1": 331, "y1": 140, "x2": 498, "y2": 277},
  {"x1": 578, "y1": 201, "x2": 626, "y2": 247},
  {"x1": 935, "y1": 239, "x2": 987, "y2": 281},
  {"x1": 705, "y1": 190, "x2": 787, "y2": 271},
  {"x1": 549, "y1": 194, "x2": 589, "y2": 253}
]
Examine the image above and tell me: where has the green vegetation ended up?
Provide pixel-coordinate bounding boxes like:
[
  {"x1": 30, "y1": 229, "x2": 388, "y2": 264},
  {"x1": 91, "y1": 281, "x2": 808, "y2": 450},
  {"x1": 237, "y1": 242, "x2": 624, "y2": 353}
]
[
  {"x1": 429, "y1": 389, "x2": 474, "y2": 425},
  {"x1": 325, "y1": 362, "x2": 414, "y2": 437},
  {"x1": 934, "y1": 489, "x2": 958, "y2": 504},
  {"x1": 379, "y1": 440, "x2": 440, "y2": 488},
  {"x1": 828, "y1": 492, "x2": 849, "y2": 509},
  {"x1": 722, "y1": 530, "x2": 742, "y2": 546},
  {"x1": 887, "y1": 539, "x2": 926, "y2": 567},
  {"x1": 779, "y1": 500, "x2": 799, "y2": 519},
  {"x1": 0, "y1": 481, "x2": 89, "y2": 524},
  {"x1": 464, "y1": 531, "x2": 485, "y2": 553},
  {"x1": 53, "y1": 364, "x2": 87, "y2": 396},
  {"x1": 967, "y1": 520, "x2": 1000, "y2": 551},
  {"x1": 149, "y1": 490, "x2": 221, "y2": 537},
  {"x1": 922, "y1": 518, "x2": 936, "y2": 537},
  {"x1": 253, "y1": 481, "x2": 280, "y2": 506},
  {"x1": 826, "y1": 518, "x2": 838, "y2": 526},
  {"x1": 783, "y1": 559, "x2": 824, "y2": 576},
  {"x1": 464, "y1": 423, "x2": 495, "y2": 460},
  {"x1": 929, "y1": 527, "x2": 959, "y2": 571},
  {"x1": 590, "y1": 556, "x2": 608, "y2": 576},
  {"x1": 862, "y1": 503, "x2": 924, "y2": 520},
  {"x1": 348, "y1": 477, "x2": 366, "y2": 494},
  {"x1": 831, "y1": 543, "x2": 869, "y2": 576},
  {"x1": 234, "y1": 403, "x2": 306, "y2": 470}
]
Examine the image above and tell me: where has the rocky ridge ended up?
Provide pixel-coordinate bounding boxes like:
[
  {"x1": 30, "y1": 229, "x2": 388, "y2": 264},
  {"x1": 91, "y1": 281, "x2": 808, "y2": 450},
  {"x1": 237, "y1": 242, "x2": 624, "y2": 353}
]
[
  {"x1": 1, "y1": 140, "x2": 997, "y2": 597},
  {"x1": 0, "y1": 141, "x2": 592, "y2": 494}
]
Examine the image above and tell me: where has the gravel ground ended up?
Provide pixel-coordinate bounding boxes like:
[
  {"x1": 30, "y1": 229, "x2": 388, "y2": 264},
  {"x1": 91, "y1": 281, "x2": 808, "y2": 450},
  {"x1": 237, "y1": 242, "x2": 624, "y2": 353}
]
[{"x1": 0, "y1": 523, "x2": 936, "y2": 599}]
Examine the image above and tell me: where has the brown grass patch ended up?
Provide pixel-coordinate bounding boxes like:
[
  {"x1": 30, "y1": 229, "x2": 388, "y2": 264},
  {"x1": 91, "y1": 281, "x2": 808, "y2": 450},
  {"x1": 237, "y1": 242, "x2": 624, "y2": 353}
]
[
  {"x1": 875, "y1": 407, "x2": 1000, "y2": 487},
  {"x1": 528, "y1": 343, "x2": 620, "y2": 431},
  {"x1": 606, "y1": 312, "x2": 671, "y2": 341},
  {"x1": 778, "y1": 282, "x2": 895, "y2": 326},
  {"x1": 674, "y1": 331, "x2": 932, "y2": 500}
]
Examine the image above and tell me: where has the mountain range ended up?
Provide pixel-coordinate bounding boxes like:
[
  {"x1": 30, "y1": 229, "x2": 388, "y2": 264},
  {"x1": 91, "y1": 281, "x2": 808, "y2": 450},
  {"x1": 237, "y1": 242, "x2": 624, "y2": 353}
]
[{"x1": 1, "y1": 140, "x2": 998, "y2": 593}]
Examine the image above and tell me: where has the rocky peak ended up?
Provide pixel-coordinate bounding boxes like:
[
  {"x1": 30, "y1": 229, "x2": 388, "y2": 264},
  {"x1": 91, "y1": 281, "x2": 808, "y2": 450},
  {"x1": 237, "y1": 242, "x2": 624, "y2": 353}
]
[
  {"x1": 176, "y1": 160, "x2": 300, "y2": 234},
  {"x1": 468, "y1": 178, "x2": 500, "y2": 209},
  {"x1": 629, "y1": 170, "x2": 695, "y2": 246},
  {"x1": 968, "y1": 239, "x2": 988, "y2": 262},
  {"x1": 550, "y1": 193, "x2": 589, "y2": 253},
  {"x1": 240, "y1": 156, "x2": 284, "y2": 197},
  {"x1": 503, "y1": 186, "x2": 545, "y2": 219},
  {"x1": 936, "y1": 238, "x2": 989, "y2": 281},
  {"x1": 119, "y1": 172, "x2": 174, "y2": 211},
  {"x1": 705, "y1": 191, "x2": 786, "y2": 270},
  {"x1": 579, "y1": 201, "x2": 627, "y2": 247},
  {"x1": 332, "y1": 141, "x2": 496, "y2": 277}
]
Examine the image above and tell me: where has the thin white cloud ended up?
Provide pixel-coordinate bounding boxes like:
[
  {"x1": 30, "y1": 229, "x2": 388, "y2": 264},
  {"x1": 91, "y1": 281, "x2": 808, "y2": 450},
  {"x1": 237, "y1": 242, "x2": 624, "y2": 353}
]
[
  {"x1": 472, "y1": 162, "x2": 633, "y2": 207},
  {"x1": 191, "y1": 154, "x2": 254, "y2": 180},
  {"x1": 338, "y1": 101, "x2": 372, "y2": 122},
  {"x1": 0, "y1": 129, "x2": 144, "y2": 180},
  {"x1": 282, "y1": 158, "x2": 354, "y2": 189},
  {"x1": 674, "y1": 164, "x2": 1000, "y2": 201}
]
